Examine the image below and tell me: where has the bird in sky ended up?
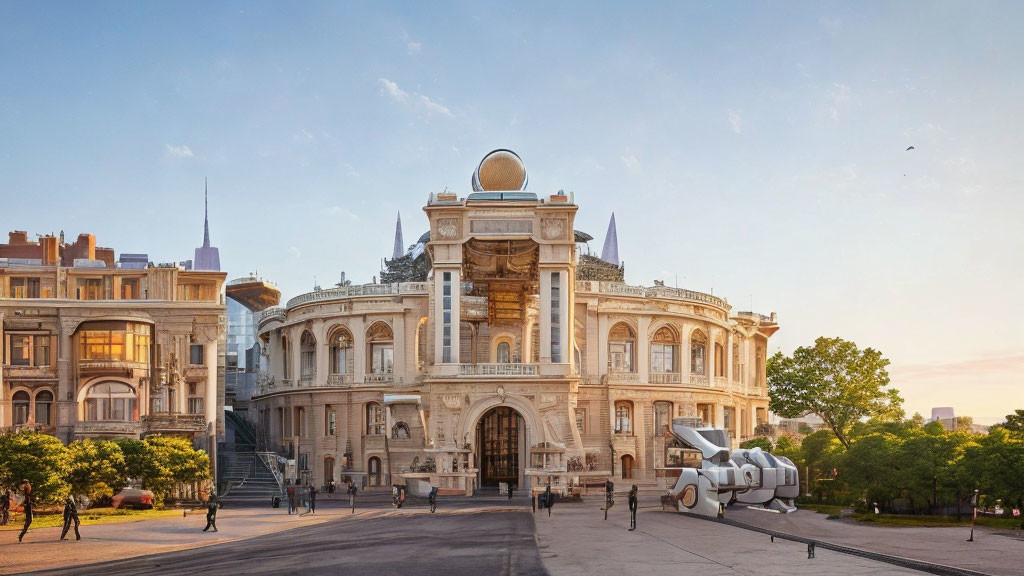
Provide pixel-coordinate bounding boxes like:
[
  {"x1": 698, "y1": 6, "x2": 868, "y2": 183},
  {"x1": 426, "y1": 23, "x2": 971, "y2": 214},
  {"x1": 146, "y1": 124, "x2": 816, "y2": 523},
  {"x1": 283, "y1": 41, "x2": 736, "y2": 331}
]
[{"x1": 906, "y1": 146, "x2": 915, "y2": 151}]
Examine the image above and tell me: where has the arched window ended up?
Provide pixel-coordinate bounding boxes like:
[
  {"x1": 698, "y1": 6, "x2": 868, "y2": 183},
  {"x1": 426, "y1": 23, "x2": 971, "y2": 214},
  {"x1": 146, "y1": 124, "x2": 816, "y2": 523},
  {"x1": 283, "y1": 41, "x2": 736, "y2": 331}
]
[
  {"x1": 496, "y1": 341, "x2": 511, "y2": 363},
  {"x1": 12, "y1": 391, "x2": 30, "y2": 425},
  {"x1": 650, "y1": 327, "x2": 678, "y2": 374},
  {"x1": 85, "y1": 382, "x2": 138, "y2": 422},
  {"x1": 608, "y1": 323, "x2": 635, "y2": 373},
  {"x1": 35, "y1": 390, "x2": 53, "y2": 427},
  {"x1": 366, "y1": 322, "x2": 394, "y2": 375},
  {"x1": 654, "y1": 401, "x2": 673, "y2": 434},
  {"x1": 368, "y1": 456, "x2": 382, "y2": 487},
  {"x1": 366, "y1": 402, "x2": 385, "y2": 435},
  {"x1": 324, "y1": 456, "x2": 335, "y2": 485},
  {"x1": 329, "y1": 327, "x2": 353, "y2": 375},
  {"x1": 300, "y1": 331, "x2": 316, "y2": 377},
  {"x1": 614, "y1": 401, "x2": 632, "y2": 435},
  {"x1": 690, "y1": 331, "x2": 707, "y2": 376}
]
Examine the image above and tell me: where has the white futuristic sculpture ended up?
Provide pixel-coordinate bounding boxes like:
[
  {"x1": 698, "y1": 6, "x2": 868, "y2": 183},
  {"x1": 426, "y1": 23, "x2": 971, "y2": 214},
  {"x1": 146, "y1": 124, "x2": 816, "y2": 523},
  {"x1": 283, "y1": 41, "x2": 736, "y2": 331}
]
[{"x1": 664, "y1": 418, "x2": 799, "y2": 517}]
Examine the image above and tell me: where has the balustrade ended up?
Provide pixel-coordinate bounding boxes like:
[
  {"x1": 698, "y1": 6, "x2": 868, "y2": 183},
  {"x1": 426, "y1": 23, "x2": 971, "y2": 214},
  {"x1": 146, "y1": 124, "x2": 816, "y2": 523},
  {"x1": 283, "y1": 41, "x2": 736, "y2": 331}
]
[
  {"x1": 688, "y1": 374, "x2": 710, "y2": 387},
  {"x1": 649, "y1": 371, "x2": 681, "y2": 384},
  {"x1": 457, "y1": 363, "x2": 540, "y2": 376}
]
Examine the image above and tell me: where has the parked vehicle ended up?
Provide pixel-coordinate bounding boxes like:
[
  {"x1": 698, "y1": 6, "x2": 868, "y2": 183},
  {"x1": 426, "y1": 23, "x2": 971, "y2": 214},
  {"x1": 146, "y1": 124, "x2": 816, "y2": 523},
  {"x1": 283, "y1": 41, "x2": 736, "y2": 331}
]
[{"x1": 112, "y1": 488, "x2": 155, "y2": 510}]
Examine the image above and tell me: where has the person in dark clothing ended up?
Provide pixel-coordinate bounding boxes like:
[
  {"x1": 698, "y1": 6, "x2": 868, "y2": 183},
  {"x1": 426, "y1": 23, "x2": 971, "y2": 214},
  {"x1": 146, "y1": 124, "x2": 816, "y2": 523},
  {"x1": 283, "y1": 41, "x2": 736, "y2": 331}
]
[
  {"x1": 628, "y1": 485, "x2": 638, "y2": 531},
  {"x1": 0, "y1": 488, "x2": 10, "y2": 526},
  {"x1": 507, "y1": 482, "x2": 514, "y2": 500},
  {"x1": 18, "y1": 480, "x2": 32, "y2": 542},
  {"x1": 307, "y1": 484, "x2": 317, "y2": 514},
  {"x1": 604, "y1": 479, "x2": 615, "y2": 520},
  {"x1": 347, "y1": 482, "x2": 357, "y2": 514},
  {"x1": 60, "y1": 496, "x2": 81, "y2": 540},
  {"x1": 544, "y1": 484, "x2": 553, "y2": 517},
  {"x1": 428, "y1": 486, "x2": 438, "y2": 513},
  {"x1": 203, "y1": 494, "x2": 219, "y2": 532}
]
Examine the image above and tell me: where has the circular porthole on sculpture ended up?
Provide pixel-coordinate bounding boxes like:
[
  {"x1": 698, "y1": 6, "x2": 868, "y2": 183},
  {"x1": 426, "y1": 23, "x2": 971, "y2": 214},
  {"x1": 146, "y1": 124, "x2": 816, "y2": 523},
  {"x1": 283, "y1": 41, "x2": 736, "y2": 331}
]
[{"x1": 681, "y1": 484, "x2": 698, "y2": 509}]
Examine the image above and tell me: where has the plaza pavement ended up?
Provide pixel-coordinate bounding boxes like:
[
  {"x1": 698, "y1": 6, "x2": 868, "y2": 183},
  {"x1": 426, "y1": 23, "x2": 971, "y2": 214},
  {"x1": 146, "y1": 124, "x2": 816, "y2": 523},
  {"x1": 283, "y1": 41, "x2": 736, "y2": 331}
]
[{"x1": 6, "y1": 490, "x2": 1021, "y2": 575}]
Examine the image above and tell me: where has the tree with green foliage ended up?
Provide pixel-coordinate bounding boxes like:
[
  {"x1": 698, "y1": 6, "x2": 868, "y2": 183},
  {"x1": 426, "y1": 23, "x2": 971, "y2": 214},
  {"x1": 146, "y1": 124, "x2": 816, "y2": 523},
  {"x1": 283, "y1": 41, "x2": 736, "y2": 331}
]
[
  {"x1": 740, "y1": 436, "x2": 773, "y2": 452},
  {"x1": 0, "y1": 431, "x2": 71, "y2": 504},
  {"x1": 112, "y1": 438, "x2": 166, "y2": 491},
  {"x1": 768, "y1": 337, "x2": 903, "y2": 448},
  {"x1": 67, "y1": 439, "x2": 126, "y2": 499},
  {"x1": 145, "y1": 436, "x2": 210, "y2": 490},
  {"x1": 996, "y1": 409, "x2": 1024, "y2": 438}
]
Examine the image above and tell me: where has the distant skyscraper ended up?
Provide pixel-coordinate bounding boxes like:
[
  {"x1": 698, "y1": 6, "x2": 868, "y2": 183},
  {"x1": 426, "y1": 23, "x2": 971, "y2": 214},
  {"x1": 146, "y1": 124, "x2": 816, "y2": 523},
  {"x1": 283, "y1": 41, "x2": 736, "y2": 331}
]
[
  {"x1": 601, "y1": 212, "x2": 619, "y2": 266},
  {"x1": 392, "y1": 211, "x2": 404, "y2": 260},
  {"x1": 194, "y1": 179, "x2": 221, "y2": 271}
]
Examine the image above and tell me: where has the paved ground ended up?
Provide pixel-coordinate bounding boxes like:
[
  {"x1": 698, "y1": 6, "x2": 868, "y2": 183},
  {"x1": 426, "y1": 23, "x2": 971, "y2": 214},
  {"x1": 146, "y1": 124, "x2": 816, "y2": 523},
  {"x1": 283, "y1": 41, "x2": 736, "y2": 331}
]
[
  {"x1": 535, "y1": 499, "x2": 928, "y2": 576},
  {"x1": 728, "y1": 506, "x2": 1024, "y2": 576},
  {"x1": 7, "y1": 492, "x2": 1022, "y2": 576}
]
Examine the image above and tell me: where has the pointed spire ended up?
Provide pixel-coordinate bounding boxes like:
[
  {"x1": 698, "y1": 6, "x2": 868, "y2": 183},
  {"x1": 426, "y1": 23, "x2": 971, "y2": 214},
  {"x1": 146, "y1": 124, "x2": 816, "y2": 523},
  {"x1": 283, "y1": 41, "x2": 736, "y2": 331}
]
[
  {"x1": 392, "y1": 211, "x2": 404, "y2": 260},
  {"x1": 203, "y1": 178, "x2": 211, "y2": 248},
  {"x1": 601, "y1": 212, "x2": 619, "y2": 266}
]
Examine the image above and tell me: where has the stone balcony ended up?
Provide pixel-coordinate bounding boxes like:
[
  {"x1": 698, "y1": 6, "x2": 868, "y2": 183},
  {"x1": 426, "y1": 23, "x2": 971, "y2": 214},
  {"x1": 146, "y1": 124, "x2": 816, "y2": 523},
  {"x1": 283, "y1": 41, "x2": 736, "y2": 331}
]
[
  {"x1": 327, "y1": 373, "x2": 353, "y2": 386},
  {"x1": 457, "y1": 363, "x2": 540, "y2": 377},
  {"x1": 141, "y1": 413, "x2": 208, "y2": 435},
  {"x1": 78, "y1": 360, "x2": 148, "y2": 375},
  {"x1": 183, "y1": 365, "x2": 209, "y2": 381},
  {"x1": 688, "y1": 374, "x2": 710, "y2": 387},
  {"x1": 74, "y1": 420, "x2": 143, "y2": 437},
  {"x1": 365, "y1": 372, "x2": 394, "y2": 384},
  {"x1": 2, "y1": 365, "x2": 58, "y2": 380},
  {"x1": 649, "y1": 371, "x2": 681, "y2": 384}
]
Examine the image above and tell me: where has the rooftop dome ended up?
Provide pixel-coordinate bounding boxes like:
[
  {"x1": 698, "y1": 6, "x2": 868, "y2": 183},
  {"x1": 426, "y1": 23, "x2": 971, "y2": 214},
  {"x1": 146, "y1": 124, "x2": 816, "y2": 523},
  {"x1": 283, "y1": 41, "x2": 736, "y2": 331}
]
[{"x1": 472, "y1": 149, "x2": 528, "y2": 191}]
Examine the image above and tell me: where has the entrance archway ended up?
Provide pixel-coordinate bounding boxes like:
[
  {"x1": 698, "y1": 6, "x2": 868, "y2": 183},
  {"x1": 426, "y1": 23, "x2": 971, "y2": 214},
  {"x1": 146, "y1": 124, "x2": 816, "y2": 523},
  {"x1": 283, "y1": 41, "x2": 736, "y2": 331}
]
[
  {"x1": 476, "y1": 406, "x2": 523, "y2": 487},
  {"x1": 368, "y1": 456, "x2": 382, "y2": 487},
  {"x1": 621, "y1": 454, "x2": 635, "y2": 479}
]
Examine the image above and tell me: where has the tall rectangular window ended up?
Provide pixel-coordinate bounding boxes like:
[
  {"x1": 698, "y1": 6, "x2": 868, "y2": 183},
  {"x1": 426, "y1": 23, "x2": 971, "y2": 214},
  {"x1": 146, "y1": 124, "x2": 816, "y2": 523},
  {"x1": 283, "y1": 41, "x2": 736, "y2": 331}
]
[
  {"x1": 327, "y1": 408, "x2": 336, "y2": 436},
  {"x1": 550, "y1": 272, "x2": 561, "y2": 363},
  {"x1": 121, "y1": 279, "x2": 139, "y2": 300},
  {"x1": 442, "y1": 271, "x2": 452, "y2": 363},
  {"x1": 10, "y1": 335, "x2": 31, "y2": 366},
  {"x1": 9, "y1": 278, "x2": 25, "y2": 298},
  {"x1": 33, "y1": 336, "x2": 50, "y2": 366},
  {"x1": 190, "y1": 343, "x2": 204, "y2": 365}
]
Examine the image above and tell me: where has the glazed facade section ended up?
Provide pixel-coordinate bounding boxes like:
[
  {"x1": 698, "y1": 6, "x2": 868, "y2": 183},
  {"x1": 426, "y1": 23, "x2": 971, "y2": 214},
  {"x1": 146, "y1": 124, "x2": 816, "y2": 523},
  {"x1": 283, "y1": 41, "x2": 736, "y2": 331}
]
[{"x1": 253, "y1": 188, "x2": 777, "y2": 493}]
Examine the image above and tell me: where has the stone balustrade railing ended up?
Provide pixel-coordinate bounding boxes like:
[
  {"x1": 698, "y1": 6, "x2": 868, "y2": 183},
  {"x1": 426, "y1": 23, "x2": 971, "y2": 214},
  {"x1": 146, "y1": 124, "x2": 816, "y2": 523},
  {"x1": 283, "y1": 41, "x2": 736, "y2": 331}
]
[
  {"x1": 689, "y1": 374, "x2": 710, "y2": 387},
  {"x1": 714, "y1": 376, "x2": 728, "y2": 388},
  {"x1": 574, "y1": 281, "x2": 729, "y2": 310},
  {"x1": 607, "y1": 370, "x2": 640, "y2": 382},
  {"x1": 457, "y1": 363, "x2": 540, "y2": 377},
  {"x1": 649, "y1": 372, "x2": 681, "y2": 384},
  {"x1": 364, "y1": 372, "x2": 394, "y2": 383},
  {"x1": 286, "y1": 282, "x2": 429, "y2": 309},
  {"x1": 327, "y1": 373, "x2": 353, "y2": 386}
]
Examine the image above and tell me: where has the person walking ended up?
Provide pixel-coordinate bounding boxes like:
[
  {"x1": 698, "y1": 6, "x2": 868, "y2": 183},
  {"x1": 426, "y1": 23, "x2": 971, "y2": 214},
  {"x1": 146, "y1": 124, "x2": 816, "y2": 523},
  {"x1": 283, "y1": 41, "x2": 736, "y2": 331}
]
[
  {"x1": 286, "y1": 481, "x2": 296, "y2": 515},
  {"x1": 428, "y1": 486, "x2": 438, "y2": 513},
  {"x1": 308, "y1": 484, "x2": 317, "y2": 514},
  {"x1": 0, "y1": 488, "x2": 10, "y2": 526},
  {"x1": 628, "y1": 485, "x2": 638, "y2": 531},
  {"x1": 604, "y1": 479, "x2": 615, "y2": 520},
  {"x1": 202, "y1": 494, "x2": 219, "y2": 532},
  {"x1": 17, "y1": 480, "x2": 32, "y2": 542},
  {"x1": 544, "y1": 484, "x2": 553, "y2": 517},
  {"x1": 347, "y1": 482, "x2": 357, "y2": 514},
  {"x1": 60, "y1": 496, "x2": 81, "y2": 540},
  {"x1": 507, "y1": 482, "x2": 514, "y2": 501}
]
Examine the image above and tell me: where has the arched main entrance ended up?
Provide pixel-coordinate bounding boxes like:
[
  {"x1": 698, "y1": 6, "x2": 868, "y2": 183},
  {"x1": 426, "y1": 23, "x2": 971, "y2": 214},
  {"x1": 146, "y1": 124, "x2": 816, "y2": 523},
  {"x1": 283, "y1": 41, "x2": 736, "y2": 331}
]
[
  {"x1": 621, "y1": 454, "x2": 635, "y2": 479},
  {"x1": 476, "y1": 406, "x2": 523, "y2": 488},
  {"x1": 368, "y1": 456, "x2": 382, "y2": 487}
]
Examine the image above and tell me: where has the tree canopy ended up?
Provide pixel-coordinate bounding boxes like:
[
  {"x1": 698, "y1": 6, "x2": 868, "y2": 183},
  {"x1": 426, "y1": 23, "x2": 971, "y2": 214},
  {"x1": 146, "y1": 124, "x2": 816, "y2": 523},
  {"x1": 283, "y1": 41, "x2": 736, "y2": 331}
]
[{"x1": 768, "y1": 337, "x2": 903, "y2": 448}]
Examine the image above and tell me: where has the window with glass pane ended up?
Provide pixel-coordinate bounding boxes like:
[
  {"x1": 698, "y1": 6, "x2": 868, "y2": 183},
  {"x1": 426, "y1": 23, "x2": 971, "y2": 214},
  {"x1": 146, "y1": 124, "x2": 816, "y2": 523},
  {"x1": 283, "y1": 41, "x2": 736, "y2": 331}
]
[
  {"x1": 84, "y1": 278, "x2": 103, "y2": 300},
  {"x1": 10, "y1": 278, "x2": 26, "y2": 298},
  {"x1": 366, "y1": 403, "x2": 385, "y2": 435},
  {"x1": 35, "y1": 390, "x2": 53, "y2": 426},
  {"x1": 188, "y1": 397, "x2": 204, "y2": 414},
  {"x1": 442, "y1": 272, "x2": 452, "y2": 363},
  {"x1": 497, "y1": 342, "x2": 511, "y2": 363},
  {"x1": 33, "y1": 336, "x2": 50, "y2": 366},
  {"x1": 121, "y1": 279, "x2": 139, "y2": 300},
  {"x1": 190, "y1": 343, "x2": 204, "y2": 365},
  {"x1": 615, "y1": 402, "x2": 632, "y2": 434},
  {"x1": 608, "y1": 323, "x2": 635, "y2": 372},
  {"x1": 372, "y1": 344, "x2": 393, "y2": 374},
  {"x1": 85, "y1": 382, "x2": 137, "y2": 421},
  {"x1": 13, "y1": 391, "x2": 30, "y2": 425},
  {"x1": 10, "y1": 335, "x2": 30, "y2": 366},
  {"x1": 550, "y1": 272, "x2": 561, "y2": 362},
  {"x1": 651, "y1": 344, "x2": 676, "y2": 373},
  {"x1": 690, "y1": 332, "x2": 707, "y2": 375},
  {"x1": 328, "y1": 410, "x2": 336, "y2": 435}
]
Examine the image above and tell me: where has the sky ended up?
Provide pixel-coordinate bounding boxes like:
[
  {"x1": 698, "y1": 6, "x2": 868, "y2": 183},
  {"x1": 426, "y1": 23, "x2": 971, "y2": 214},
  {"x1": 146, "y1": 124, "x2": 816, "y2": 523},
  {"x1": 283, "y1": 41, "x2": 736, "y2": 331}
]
[{"x1": 2, "y1": 1, "x2": 1022, "y2": 424}]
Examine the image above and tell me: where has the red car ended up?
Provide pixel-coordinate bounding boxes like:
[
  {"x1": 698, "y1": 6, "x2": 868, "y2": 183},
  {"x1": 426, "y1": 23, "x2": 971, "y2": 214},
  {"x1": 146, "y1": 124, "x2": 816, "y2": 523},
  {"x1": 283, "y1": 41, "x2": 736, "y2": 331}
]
[{"x1": 112, "y1": 488, "x2": 155, "y2": 510}]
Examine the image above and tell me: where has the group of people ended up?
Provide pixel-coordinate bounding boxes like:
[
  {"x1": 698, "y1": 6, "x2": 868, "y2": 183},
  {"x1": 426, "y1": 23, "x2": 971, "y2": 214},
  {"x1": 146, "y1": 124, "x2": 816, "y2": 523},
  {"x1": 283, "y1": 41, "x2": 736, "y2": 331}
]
[
  {"x1": 539, "y1": 480, "x2": 639, "y2": 530},
  {"x1": 1, "y1": 480, "x2": 81, "y2": 542},
  {"x1": 284, "y1": 479, "x2": 319, "y2": 515}
]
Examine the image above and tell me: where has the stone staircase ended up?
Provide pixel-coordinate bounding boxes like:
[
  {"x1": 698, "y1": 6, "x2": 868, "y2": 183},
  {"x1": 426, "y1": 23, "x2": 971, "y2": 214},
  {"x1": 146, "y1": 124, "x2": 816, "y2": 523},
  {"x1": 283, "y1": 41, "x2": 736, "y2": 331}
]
[{"x1": 221, "y1": 452, "x2": 283, "y2": 506}]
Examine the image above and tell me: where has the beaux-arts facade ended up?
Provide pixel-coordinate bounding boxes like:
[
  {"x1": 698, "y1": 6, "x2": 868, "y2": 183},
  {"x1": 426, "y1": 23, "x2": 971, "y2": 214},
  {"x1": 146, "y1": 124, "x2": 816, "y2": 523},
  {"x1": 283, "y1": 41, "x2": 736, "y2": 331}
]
[{"x1": 253, "y1": 150, "x2": 778, "y2": 494}]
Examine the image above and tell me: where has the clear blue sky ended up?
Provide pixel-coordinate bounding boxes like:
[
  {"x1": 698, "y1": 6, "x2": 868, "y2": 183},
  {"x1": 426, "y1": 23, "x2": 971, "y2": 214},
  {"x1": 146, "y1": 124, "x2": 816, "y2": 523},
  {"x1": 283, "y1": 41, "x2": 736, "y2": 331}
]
[{"x1": 3, "y1": 2, "x2": 1022, "y2": 423}]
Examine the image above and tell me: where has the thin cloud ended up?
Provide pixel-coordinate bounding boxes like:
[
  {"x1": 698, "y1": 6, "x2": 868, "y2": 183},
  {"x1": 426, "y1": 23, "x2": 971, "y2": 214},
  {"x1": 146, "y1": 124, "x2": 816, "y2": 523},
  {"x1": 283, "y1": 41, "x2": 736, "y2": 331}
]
[
  {"x1": 377, "y1": 78, "x2": 452, "y2": 117},
  {"x1": 165, "y1": 144, "x2": 194, "y2": 158},
  {"x1": 621, "y1": 152, "x2": 639, "y2": 169},
  {"x1": 728, "y1": 111, "x2": 743, "y2": 134},
  {"x1": 890, "y1": 352, "x2": 1024, "y2": 382},
  {"x1": 289, "y1": 246, "x2": 302, "y2": 259},
  {"x1": 401, "y1": 31, "x2": 422, "y2": 54}
]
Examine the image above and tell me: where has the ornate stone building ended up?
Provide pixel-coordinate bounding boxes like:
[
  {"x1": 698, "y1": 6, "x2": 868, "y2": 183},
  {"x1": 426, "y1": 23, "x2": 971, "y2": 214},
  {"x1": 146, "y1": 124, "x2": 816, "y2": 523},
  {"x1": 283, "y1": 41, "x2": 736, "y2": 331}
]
[
  {"x1": 252, "y1": 150, "x2": 778, "y2": 494},
  {"x1": 0, "y1": 226, "x2": 227, "y2": 455}
]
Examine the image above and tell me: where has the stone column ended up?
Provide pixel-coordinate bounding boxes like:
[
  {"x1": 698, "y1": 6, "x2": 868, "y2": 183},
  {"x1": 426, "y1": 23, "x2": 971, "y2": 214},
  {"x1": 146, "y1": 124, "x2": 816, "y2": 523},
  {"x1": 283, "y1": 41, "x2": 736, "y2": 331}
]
[
  {"x1": 707, "y1": 327, "x2": 716, "y2": 386},
  {"x1": 57, "y1": 317, "x2": 77, "y2": 441},
  {"x1": 392, "y1": 314, "x2": 405, "y2": 378},
  {"x1": 726, "y1": 332, "x2": 734, "y2": 384},
  {"x1": 204, "y1": 340, "x2": 217, "y2": 429},
  {"x1": 681, "y1": 323, "x2": 691, "y2": 384},
  {"x1": 637, "y1": 316, "x2": 651, "y2": 382}
]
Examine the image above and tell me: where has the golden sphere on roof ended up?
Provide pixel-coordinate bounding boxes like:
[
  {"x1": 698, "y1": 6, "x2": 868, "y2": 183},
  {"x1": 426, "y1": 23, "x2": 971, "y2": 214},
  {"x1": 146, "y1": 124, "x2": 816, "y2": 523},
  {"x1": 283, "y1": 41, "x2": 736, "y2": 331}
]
[{"x1": 473, "y1": 149, "x2": 528, "y2": 191}]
